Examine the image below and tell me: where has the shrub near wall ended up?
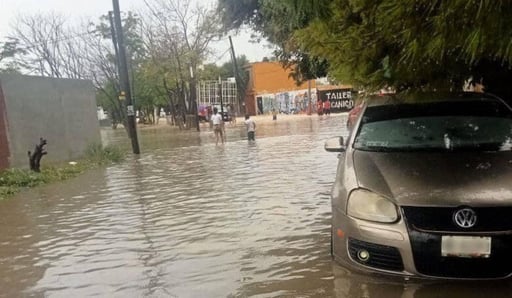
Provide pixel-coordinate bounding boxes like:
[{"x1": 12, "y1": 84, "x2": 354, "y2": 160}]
[{"x1": 0, "y1": 144, "x2": 124, "y2": 200}]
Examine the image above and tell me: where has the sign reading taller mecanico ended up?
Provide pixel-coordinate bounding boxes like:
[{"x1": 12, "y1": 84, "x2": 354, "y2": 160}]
[{"x1": 318, "y1": 88, "x2": 354, "y2": 113}]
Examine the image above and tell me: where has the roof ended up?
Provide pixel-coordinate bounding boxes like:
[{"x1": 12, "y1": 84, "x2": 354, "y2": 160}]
[{"x1": 316, "y1": 84, "x2": 352, "y2": 91}]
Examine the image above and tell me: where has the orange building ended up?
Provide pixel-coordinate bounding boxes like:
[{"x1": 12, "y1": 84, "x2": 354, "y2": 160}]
[{"x1": 244, "y1": 62, "x2": 317, "y2": 115}]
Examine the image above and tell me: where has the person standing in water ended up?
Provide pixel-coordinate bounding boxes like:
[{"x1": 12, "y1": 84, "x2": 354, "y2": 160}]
[
  {"x1": 211, "y1": 107, "x2": 224, "y2": 145},
  {"x1": 244, "y1": 114, "x2": 256, "y2": 142}
]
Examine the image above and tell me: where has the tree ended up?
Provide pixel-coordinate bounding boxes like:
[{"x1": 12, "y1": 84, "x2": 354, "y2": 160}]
[
  {"x1": 219, "y1": 0, "x2": 512, "y2": 100},
  {"x1": 0, "y1": 38, "x2": 25, "y2": 72},
  {"x1": 8, "y1": 11, "x2": 150, "y2": 128},
  {"x1": 86, "y1": 12, "x2": 146, "y2": 127},
  {"x1": 218, "y1": 0, "x2": 330, "y2": 82},
  {"x1": 198, "y1": 55, "x2": 249, "y2": 82},
  {"x1": 10, "y1": 13, "x2": 89, "y2": 78},
  {"x1": 132, "y1": 62, "x2": 169, "y2": 124},
  {"x1": 293, "y1": 0, "x2": 512, "y2": 96},
  {"x1": 6, "y1": 1, "x2": 228, "y2": 132},
  {"x1": 141, "y1": 0, "x2": 223, "y2": 129}
]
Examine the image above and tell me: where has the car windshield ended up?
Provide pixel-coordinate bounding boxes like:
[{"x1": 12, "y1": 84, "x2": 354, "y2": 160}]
[{"x1": 354, "y1": 100, "x2": 512, "y2": 152}]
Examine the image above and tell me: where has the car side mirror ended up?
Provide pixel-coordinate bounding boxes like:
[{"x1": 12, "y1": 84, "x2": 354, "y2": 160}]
[{"x1": 324, "y1": 137, "x2": 346, "y2": 152}]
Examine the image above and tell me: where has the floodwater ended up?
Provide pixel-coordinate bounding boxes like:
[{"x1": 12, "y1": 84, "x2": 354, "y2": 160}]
[{"x1": 0, "y1": 115, "x2": 511, "y2": 297}]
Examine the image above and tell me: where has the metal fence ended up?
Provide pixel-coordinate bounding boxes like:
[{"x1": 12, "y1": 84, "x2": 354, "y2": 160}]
[{"x1": 197, "y1": 80, "x2": 238, "y2": 112}]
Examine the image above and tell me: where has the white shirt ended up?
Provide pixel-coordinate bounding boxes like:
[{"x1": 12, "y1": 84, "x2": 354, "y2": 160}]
[
  {"x1": 245, "y1": 119, "x2": 256, "y2": 132},
  {"x1": 211, "y1": 113, "x2": 223, "y2": 125}
]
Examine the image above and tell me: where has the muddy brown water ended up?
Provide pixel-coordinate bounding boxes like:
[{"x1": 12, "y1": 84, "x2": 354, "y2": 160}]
[{"x1": 1, "y1": 115, "x2": 511, "y2": 297}]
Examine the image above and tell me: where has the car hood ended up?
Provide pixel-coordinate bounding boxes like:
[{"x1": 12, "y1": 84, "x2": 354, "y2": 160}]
[{"x1": 353, "y1": 150, "x2": 512, "y2": 206}]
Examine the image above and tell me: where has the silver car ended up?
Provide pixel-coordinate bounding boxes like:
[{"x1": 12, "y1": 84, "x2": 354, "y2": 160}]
[{"x1": 325, "y1": 92, "x2": 512, "y2": 279}]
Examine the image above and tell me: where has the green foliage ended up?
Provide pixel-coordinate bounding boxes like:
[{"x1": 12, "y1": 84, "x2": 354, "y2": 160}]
[
  {"x1": 91, "y1": 12, "x2": 147, "y2": 126},
  {"x1": 295, "y1": 0, "x2": 512, "y2": 90},
  {"x1": 132, "y1": 64, "x2": 169, "y2": 124},
  {"x1": 218, "y1": 0, "x2": 330, "y2": 81},
  {"x1": 84, "y1": 144, "x2": 124, "y2": 164},
  {"x1": 0, "y1": 169, "x2": 46, "y2": 188},
  {"x1": 94, "y1": 12, "x2": 146, "y2": 61},
  {"x1": 220, "y1": 0, "x2": 512, "y2": 98},
  {"x1": 199, "y1": 55, "x2": 249, "y2": 82},
  {"x1": 9, "y1": 3, "x2": 223, "y2": 128},
  {"x1": 0, "y1": 144, "x2": 125, "y2": 200},
  {"x1": 296, "y1": 0, "x2": 512, "y2": 94},
  {"x1": 96, "y1": 81, "x2": 124, "y2": 125},
  {"x1": 218, "y1": 0, "x2": 330, "y2": 82},
  {"x1": 218, "y1": 0, "x2": 261, "y2": 31},
  {"x1": 199, "y1": 63, "x2": 227, "y2": 80}
]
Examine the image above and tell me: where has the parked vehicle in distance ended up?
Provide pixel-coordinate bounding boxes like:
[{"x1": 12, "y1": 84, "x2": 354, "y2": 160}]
[
  {"x1": 208, "y1": 104, "x2": 232, "y2": 122},
  {"x1": 198, "y1": 105, "x2": 210, "y2": 122},
  {"x1": 197, "y1": 105, "x2": 231, "y2": 122},
  {"x1": 221, "y1": 111, "x2": 231, "y2": 122},
  {"x1": 346, "y1": 101, "x2": 363, "y2": 130},
  {"x1": 325, "y1": 92, "x2": 512, "y2": 279},
  {"x1": 346, "y1": 93, "x2": 391, "y2": 130}
]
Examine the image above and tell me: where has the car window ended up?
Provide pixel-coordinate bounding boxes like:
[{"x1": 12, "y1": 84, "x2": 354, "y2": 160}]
[{"x1": 354, "y1": 100, "x2": 512, "y2": 152}]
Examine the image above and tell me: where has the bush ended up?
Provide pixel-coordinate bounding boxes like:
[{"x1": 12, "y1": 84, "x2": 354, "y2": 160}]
[
  {"x1": 85, "y1": 144, "x2": 124, "y2": 164},
  {"x1": 0, "y1": 168, "x2": 46, "y2": 187},
  {"x1": 0, "y1": 144, "x2": 125, "y2": 200}
]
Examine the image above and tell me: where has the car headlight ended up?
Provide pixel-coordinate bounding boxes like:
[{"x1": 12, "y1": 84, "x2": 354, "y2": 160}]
[{"x1": 347, "y1": 189, "x2": 398, "y2": 223}]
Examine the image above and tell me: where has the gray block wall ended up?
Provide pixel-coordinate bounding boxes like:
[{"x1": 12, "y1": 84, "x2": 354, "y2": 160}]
[{"x1": 0, "y1": 74, "x2": 101, "y2": 168}]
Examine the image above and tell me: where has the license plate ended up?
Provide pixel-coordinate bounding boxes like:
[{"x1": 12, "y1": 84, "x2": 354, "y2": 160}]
[{"x1": 441, "y1": 236, "x2": 491, "y2": 258}]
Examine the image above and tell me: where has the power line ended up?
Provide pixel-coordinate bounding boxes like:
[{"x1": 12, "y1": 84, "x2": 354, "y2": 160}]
[{"x1": 212, "y1": 47, "x2": 231, "y2": 62}]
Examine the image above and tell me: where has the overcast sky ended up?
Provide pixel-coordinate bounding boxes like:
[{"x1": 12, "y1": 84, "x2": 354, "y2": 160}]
[{"x1": 0, "y1": 0, "x2": 274, "y2": 64}]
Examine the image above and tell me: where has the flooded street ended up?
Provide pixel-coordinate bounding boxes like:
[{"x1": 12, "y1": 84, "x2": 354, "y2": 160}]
[{"x1": 1, "y1": 115, "x2": 511, "y2": 297}]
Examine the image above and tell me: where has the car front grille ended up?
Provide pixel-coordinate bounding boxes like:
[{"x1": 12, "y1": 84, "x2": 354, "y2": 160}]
[
  {"x1": 402, "y1": 206, "x2": 512, "y2": 232},
  {"x1": 348, "y1": 238, "x2": 404, "y2": 271},
  {"x1": 402, "y1": 207, "x2": 512, "y2": 278}
]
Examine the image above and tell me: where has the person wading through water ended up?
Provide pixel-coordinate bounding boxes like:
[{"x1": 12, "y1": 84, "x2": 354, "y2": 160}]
[
  {"x1": 211, "y1": 107, "x2": 224, "y2": 145},
  {"x1": 244, "y1": 114, "x2": 256, "y2": 142}
]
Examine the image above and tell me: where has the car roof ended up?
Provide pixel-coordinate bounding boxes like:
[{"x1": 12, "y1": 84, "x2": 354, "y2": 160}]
[{"x1": 364, "y1": 92, "x2": 509, "y2": 108}]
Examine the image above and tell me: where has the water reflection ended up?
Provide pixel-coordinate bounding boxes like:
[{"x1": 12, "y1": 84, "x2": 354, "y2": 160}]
[{"x1": 0, "y1": 115, "x2": 510, "y2": 297}]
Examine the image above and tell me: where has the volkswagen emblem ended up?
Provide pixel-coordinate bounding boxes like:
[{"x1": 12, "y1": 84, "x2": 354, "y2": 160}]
[{"x1": 453, "y1": 208, "x2": 477, "y2": 228}]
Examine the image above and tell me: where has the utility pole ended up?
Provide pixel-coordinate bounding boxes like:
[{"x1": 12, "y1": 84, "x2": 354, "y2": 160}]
[
  {"x1": 189, "y1": 66, "x2": 200, "y2": 132},
  {"x1": 108, "y1": 11, "x2": 126, "y2": 123},
  {"x1": 112, "y1": 0, "x2": 140, "y2": 154},
  {"x1": 228, "y1": 36, "x2": 244, "y2": 115},
  {"x1": 307, "y1": 80, "x2": 312, "y2": 115}
]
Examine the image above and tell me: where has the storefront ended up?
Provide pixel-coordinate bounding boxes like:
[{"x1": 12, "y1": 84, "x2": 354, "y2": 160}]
[{"x1": 317, "y1": 87, "x2": 354, "y2": 113}]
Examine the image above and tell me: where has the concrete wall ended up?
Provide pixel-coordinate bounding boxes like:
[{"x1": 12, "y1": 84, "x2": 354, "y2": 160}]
[
  {"x1": 249, "y1": 62, "x2": 316, "y2": 94},
  {"x1": 0, "y1": 74, "x2": 101, "y2": 169},
  {"x1": 0, "y1": 84, "x2": 10, "y2": 169}
]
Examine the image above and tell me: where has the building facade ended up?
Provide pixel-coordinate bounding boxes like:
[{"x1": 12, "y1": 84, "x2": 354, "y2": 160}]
[{"x1": 244, "y1": 62, "x2": 317, "y2": 115}]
